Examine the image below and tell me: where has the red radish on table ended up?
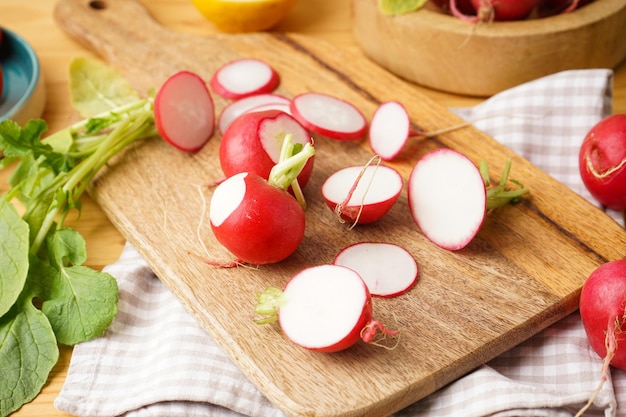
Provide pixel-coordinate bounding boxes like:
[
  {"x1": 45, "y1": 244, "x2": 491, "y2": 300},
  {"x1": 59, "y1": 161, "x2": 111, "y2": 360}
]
[
  {"x1": 154, "y1": 70, "x2": 215, "y2": 152},
  {"x1": 255, "y1": 264, "x2": 398, "y2": 352},
  {"x1": 217, "y1": 93, "x2": 291, "y2": 134},
  {"x1": 210, "y1": 58, "x2": 280, "y2": 100},
  {"x1": 219, "y1": 109, "x2": 315, "y2": 191},
  {"x1": 334, "y1": 242, "x2": 418, "y2": 297},
  {"x1": 576, "y1": 259, "x2": 626, "y2": 416},
  {"x1": 578, "y1": 114, "x2": 626, "y2": 212},
  {"x1": 290, "y1": 92, "x2": 367, "y2": 141},
  {"x1": 369, "y1": 101, "x2": 416, "y2": 161},
  {"x1": 209, "y1": 135, "x2": 315, "y2": 265},
  {"x1": 408, "y1": 149, "x2": 528, "y2": 250},
  {"x1": 322, "y1": 162, "x2": 403, "y2": 225}
]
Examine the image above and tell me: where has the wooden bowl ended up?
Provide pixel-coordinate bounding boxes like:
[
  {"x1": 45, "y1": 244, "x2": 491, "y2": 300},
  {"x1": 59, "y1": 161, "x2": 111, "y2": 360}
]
[{"x1": 352, "y1": 0, "x2": 626, "y2": 97}]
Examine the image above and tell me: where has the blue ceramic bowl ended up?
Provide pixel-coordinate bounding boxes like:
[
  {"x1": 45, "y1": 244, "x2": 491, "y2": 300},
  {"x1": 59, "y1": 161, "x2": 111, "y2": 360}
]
[{"x1": 0, "y1": 28, "x2": 45, "y2": 125}]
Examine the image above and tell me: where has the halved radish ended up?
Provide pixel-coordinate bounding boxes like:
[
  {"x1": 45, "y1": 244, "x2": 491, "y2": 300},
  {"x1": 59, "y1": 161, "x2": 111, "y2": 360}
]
[
  {"x1": 369, "y1": 101, "x2": 412, "y2": 161},
  {"x1": 290, "y1": 92, "x2": 367, "y2": 141},
  {"x1": 210, "y1": 58, "x2": 280, "y2": 100},
  {"x1": 408, "y1": 148, "x2": 486, "y2": 250},
  {"x1": 255, "y1": 264, "x2": 398, "y2": 352},
  {"x1": 154, "y1": 70, "x2": 215, "y2": 152},
  {"x1": 218, "y1": 93, "x2": 291, "y2": 135},
  {"x1": 334, "y1": 242, "x2": 418, "y2": 297},
  {"x1": 408, "y1": 150, "x2": 529, "y2": 250},
  {"x1": 322, "y1": 164, "x2": 403, "y2": 225},
  {"x1": 220, "y1": 109, "x2": 314, "y2": 189}
]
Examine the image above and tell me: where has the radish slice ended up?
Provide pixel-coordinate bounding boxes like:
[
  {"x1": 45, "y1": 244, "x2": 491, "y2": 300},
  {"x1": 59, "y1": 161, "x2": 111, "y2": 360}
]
[
  {"x1": 290, "y1": 92, "x2": 367, "y2": 141},
  {"x1": 334, "y1": 242, "x2": 418, "y2": 297},
  {"x1": 408, "y1": 148, "x2": 486, "y2": 250},
  {"x1": 369, "y1": 101, "x2": 411, "y2": 161},
  {"x1": 154, "y1": 70, "x2": 215, "y2": 152},
  {"x1": 322, "y1": 164, "x2": 403, "y2": 224},
  {"x1": 210, "y1": 58, "x2": 280, "y2": 100},
  {"x1": 218, "y1": 93, "x2": 291, "y2": 135}
]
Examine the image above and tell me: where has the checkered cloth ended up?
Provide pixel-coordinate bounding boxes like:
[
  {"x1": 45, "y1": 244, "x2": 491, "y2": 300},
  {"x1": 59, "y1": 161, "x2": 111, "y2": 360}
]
[{"x1": 55, "y1": 69, "x2": 624, "y2": 417}]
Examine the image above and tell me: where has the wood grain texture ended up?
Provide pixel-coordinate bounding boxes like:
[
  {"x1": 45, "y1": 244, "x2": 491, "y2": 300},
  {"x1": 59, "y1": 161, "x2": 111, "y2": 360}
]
[
  {"x1": 52, "y1": 1, "x2": 626, "y2": 416},
  {"x1": 353, "y1": 0, "x2": 626, "y2": 96}
]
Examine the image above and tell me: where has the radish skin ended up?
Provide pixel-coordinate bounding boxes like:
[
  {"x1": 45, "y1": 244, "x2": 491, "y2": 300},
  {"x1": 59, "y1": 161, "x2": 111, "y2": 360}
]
[
  {"x1": 154, "y1": 70, "x2": 215, "y2": 152},
  {"x1": 218, "y1": 93, "x2": 291, "y2": 134}
]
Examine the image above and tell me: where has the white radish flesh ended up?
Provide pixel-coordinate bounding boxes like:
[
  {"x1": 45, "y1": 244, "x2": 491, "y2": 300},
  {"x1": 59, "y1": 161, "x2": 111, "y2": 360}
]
[
  {"x1": 408, "y1": 148, "x2": 486, "y2": 250},
  {"x1": 369, "y1": 101, "x2": 411, "y2": 161},
  {"x1": 322, "y1": 164, "x2": 403, "y2": 224},
  {"x1": 290, "y1": 92, "x2": 367, "y2": 141},
  {"x1": 278, "y1": 265, "x2": 372, "y2": 352},
  {"x1": 334, "y1": 242, "x2": 418, "y2": 297},
  {"x1": 218, "y1": 93, "x2": 291, "y2": 135},
  {"x1": 154, "y1": 70, "x2": 215, "y2": 152},
  {"x1": 210, "y1": 58, "x2": 280, "y2": 100}
]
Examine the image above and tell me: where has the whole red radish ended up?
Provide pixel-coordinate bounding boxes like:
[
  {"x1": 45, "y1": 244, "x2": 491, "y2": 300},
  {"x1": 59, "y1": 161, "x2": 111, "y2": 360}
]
[
  {"x1": 219, "y1": 109, "x2": 314, "y2": 189},
  {"x1": 154, "y1": 70, "x2": 215, "y2": 152},
  {"x1": 456, "y1": 0, "x2": 538, "y2": 21},
  {"x1": 578, "y1": 114, "x2": 626, "y2": 211},
  {"x1": 580, "y1": 259, "x2": 626, "y2": 370},
  {"x1": 255, "y1": 265, "x2": 398, "y2": 352},
  {"x1": 322, "y1": 164, "x2": 403, "y2": 225},
  {"x1": 209, "y1": 136, "x2": 315, "y2": 265},
  {"x1": 209, "y1": 172, "x2": 306, "y2": 265}
]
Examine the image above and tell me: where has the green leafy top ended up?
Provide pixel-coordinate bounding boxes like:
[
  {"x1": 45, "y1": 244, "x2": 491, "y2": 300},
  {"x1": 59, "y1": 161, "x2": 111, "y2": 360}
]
[
  {"x1": 378, "y1": 0, "x2": 428, "y2": 15},
  {"x1": 0, "y1": 57, "x2": 158, "y2": 417}
]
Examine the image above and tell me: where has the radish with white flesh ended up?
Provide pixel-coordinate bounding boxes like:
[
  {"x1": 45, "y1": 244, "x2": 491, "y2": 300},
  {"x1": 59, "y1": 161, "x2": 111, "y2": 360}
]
[
  {"x1": 220, "y1": 109, "x2": 314, "y2": 190},
  {"x1": 290, "y1": 92, "x2": 367, "y2": 141},
  {"x1": 255, "y1": 265, "x2": 398, "y2": 352},
  {"x1": 209, "y1": 137, "x2": 315, "y2": 265},
  {"x1": 334, "y1": 242, "x2": 418, "y2": 297},
  {"x1": 210, "y1": 58, "x2": 280, "y2": 100},
  {"x1": 576, "y1": 259, "x2": 626, "y2": 416},
  {"x1": 408, "y1": 149, "x2": 529, "y2": 250},
  {"x1": 322, "y1": 163, "x2": 403, "y2": 225},
  {"x1": 578, "y1": 114, "x2": 626, "y2": 212},
  {"x1": 154, "y1": 70, "x2": 215, "y2": 152},
  {"x1": 369, "y1": 101, "x2": 414, "y2": 161},
  {"x1": 218, "y1": 93, "x2": 291, "y2": 134}
]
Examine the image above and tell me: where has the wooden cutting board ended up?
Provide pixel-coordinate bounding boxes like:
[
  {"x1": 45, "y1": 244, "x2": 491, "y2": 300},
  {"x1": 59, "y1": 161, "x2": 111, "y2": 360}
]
[{"x1": 54, "y1": 1, "x2": 626, "y2": 416}]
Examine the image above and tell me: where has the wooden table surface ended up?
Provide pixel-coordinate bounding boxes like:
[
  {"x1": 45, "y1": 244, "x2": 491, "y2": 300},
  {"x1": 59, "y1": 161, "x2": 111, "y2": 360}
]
[{"x1": 2, "y1": 0, "x2": 625, "y2": 415}]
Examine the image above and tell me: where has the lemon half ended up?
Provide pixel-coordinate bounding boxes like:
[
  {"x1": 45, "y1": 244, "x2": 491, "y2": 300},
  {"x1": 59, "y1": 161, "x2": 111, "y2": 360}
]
[{"x1": 192, "y1": 0, "x2": 297, "y2": 33}]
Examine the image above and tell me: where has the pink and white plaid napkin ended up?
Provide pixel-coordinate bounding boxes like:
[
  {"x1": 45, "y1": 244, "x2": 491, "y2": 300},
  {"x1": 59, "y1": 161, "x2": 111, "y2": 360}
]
[{"x1": 55, "y1": 69, "x2": 624, "y2": 417}]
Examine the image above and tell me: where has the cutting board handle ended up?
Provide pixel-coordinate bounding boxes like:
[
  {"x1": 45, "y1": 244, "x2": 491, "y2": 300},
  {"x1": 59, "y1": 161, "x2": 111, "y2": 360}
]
[{"x1": 53, "y1": 0, "x2": 236, "y2": 92}]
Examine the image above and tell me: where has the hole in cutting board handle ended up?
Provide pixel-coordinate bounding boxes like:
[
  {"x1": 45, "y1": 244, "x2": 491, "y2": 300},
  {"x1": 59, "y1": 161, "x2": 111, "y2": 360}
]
[{"x1": 89, "y1": 0, "x2": 107, "y2": 10}]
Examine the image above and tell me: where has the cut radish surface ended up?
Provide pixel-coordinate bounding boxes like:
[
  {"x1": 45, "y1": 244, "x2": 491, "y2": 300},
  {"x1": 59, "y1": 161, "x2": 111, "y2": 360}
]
[
  {"x1": 369, "y1": 101, "x2": 411, "y2": 161},
  {"x1": 154, "y1": 70, "x2": 215, "y2": 152},
  {"x1": 334, "y1": 242, "x2": 418, "y2": 297},
  {"x1": 210, "y1": 58, "x2": 280, "y2": 100},
  {"x1": 322, "y1": 164, "x2": 403, "y2": 224},
  {"x1": 218, "y1": 93, "x2": 291, "y2": 135},
  {"x1": 290, "y1": 92, "x2": 367, "y2": 141},
  {"x1": 408, "y1": 148, "x2": 486, "y2": 250}
]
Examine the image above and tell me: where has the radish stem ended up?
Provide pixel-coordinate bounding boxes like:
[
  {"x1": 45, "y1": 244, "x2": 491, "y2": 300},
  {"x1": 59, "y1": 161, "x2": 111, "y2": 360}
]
[
  {"x1": 268, "y1": 134, "x2": 315, "y2": 210},
  {"x1": 481, "y1": 158, "x2": 529, "y2": 210}
]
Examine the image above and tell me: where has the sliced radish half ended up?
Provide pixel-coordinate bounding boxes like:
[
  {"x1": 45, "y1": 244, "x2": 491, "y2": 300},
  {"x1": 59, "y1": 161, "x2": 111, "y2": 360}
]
[
  {"x1": 210, "y1": 58, "x2": 280, "y2": 100},
  {"x1": 334, "y1": 242, "x2": 418, "y2": 297},
  {"x1": 369, "y1": 101, "x2": 411, "y2": 161},
  {"x1": 218, "y1": 93, "x2": 291, "y2": 135},
  {"x1": 154, "y1": 70, "x2": 215, "y2": 152},
  {"x1": 407, "y1": 148, "x2": 486, "y2": 250},
  {"x1": 322, "y1": 164, "x2": 403, "y2": 224},
  {"x1": 290, "y1": 92, "x2": 367, "y2": 141}
]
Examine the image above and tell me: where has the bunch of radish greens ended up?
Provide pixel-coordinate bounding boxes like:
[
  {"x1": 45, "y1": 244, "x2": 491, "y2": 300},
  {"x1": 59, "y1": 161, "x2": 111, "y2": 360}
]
[{"x1": 0, "y1": 58, "x2": 165, "y2": 417}]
